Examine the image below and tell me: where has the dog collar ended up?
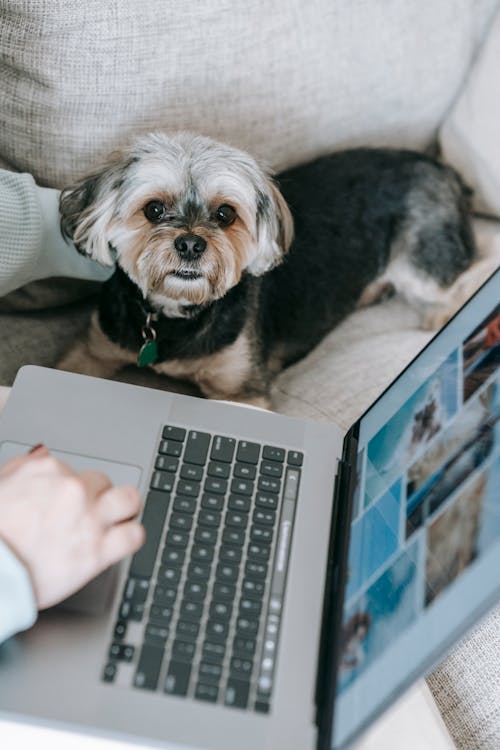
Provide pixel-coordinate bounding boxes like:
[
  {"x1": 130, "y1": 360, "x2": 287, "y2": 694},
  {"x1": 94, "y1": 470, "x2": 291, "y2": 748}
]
[{"x1": 136, "y1": 301, "x2": 160, "y2": 367}]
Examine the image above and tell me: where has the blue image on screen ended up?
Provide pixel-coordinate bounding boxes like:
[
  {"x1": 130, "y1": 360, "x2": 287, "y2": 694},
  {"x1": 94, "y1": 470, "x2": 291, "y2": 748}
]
[
  {"x1": 365, "y1": 350, "x2": 459, "y2": 507},
  {"x1": 338, "y1": 541, "x2": 419, "y2": 693},
  {"x1": 345, "y1": 479, "x2": 402, "y2": 601}
]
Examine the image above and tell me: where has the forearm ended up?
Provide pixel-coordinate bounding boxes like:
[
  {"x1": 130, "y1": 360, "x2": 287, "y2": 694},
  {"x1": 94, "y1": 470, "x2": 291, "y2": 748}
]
[
  {"x1": 0, "y1": 539, "x2": 37, "y2": 644},
  {"x1": 0, "y1": 170, "x2": 112, "y2": 297}
]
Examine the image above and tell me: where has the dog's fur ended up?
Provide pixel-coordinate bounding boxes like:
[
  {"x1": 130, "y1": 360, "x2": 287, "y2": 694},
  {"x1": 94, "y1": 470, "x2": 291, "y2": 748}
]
[{"x1": 58, "y1": 132, "x2": 478, "y2": 408}]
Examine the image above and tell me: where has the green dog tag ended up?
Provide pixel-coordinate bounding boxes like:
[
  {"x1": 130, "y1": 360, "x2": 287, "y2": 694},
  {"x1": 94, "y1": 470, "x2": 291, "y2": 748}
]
[{"x1": 137, "y1": 339, "x2": 158, "y2": 367}]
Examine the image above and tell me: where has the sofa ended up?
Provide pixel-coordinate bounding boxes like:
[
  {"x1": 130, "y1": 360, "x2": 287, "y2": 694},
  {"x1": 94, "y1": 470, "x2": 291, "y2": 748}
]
[{"x1": 1, "y1": 1, "x2": 500, "y2": 746}]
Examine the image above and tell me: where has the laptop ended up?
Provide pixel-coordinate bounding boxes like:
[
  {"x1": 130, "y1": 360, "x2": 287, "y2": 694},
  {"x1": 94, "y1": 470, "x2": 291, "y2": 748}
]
[{"x1": 0, "y1": 267, "x2": 498, "y2": 750}]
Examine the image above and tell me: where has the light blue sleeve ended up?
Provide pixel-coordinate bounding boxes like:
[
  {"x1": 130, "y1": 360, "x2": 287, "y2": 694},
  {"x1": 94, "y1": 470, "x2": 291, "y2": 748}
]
[
  {"x1": 0, "y1": 539, "x2": 37, "y2": 643},
  {"x1": 0, "y1": 169, "x2": 113, "y2": 297}
]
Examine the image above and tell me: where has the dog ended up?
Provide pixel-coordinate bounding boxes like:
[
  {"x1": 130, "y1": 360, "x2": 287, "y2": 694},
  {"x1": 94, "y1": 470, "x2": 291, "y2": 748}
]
[{"x1": 58, "y1": 132, "x2": 478, "y2": 408}]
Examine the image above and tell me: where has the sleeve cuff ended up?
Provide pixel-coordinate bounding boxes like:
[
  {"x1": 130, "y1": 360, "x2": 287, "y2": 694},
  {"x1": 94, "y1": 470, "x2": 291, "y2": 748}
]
[{"x1": 0, "y1": 539, "x2": 37, "y2": 643}]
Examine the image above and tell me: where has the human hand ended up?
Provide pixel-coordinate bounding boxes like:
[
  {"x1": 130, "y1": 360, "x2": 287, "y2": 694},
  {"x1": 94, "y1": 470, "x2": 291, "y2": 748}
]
[{"x1": 0, "y1": 446, "x2": 144, "y2": 609}]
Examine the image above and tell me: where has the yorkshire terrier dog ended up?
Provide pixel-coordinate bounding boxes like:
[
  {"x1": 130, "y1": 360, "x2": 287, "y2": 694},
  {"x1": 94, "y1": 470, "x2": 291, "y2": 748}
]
[{"x1": 58, "y1": 132, "x2": 477, "y2": 408}]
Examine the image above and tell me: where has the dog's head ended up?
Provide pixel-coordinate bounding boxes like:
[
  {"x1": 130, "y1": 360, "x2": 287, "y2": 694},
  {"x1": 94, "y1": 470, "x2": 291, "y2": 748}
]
[{"x1": 60, "y1": 132, "x2": 293, "y2": 310}]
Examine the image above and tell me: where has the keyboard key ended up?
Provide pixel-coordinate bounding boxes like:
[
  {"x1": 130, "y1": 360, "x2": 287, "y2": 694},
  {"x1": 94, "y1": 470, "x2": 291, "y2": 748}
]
[
  {"x1": 158, "y1": 439, "x2": 183, "y2": 457},
  {"x1": 169, "y1": 513, "x2": 193, "y2": 531},
  {"x1": 195, "y1": 682, "x2": 219, "y2": 702},
  {"x1": 198, "y1": 661, "x2": 223, "y2": 684},
  {"x1": 225, "y1": 678, "x2": 250, "y2": 708},
  {"x1": 113, "y1": 620, "x2": 127, "y2": 641},
  {"x1": 253, "y1": 509, "x2": 276, "y2": 526},
  {"x1": 153, "y1": 584, "x2": 178, "y2": 606},
  {"x1": 219, "y1": 545, "x2": 242, "y2": 563},
  {"x1": 202, "y1": 640, "x2": 226, "y2": 664},
  {"x1": 176, "y1": 480, "x2": 201, "y2": 498},
  {"x1": 201, "y1": 493, "x2": 224, "y2": 511},
  {"x1": 228, "y1": 495, "x2": 251, "y2": 512},
  {"x1": 225, "y1": 511, "x2": 248, "y2": 529},
  {"x1": 191, "y1": 544, "x2": 214, "y2": 563},
  {"x1": 162, "y1": 425, "x2": 186, "y2": 442},
  {"x1": 212, "y1": 582, "x2": 236, "y2": 601},
  {"x1": 216, "y1": 562, "x2": 240, "y2": 583},
  {"x1": 247, "y1": 543, "x2": 270, "y2": 561},
  {"x1": 150, "y1": 471, "x2": 174, "y2": 493},
  {"x1": 230, "y1": 479, "x2": 254, "y2": 496},
  {"x1": 188, "y1": 561, "x2": 212, "y2": 581},
  {"x1": 255, "y1": 701, "x2": 270, "y2": 713},
  {"x1": 230, "y1": 657, "x2": 253, "y2": 678},
  {"x1": 155, "y1": 455, "x2": 179, "y2": 472},
  {"x1": 211, "y1": 436, "x2": 236, "y2": 463},
  {"x1": 119, "y1": 599, "x2": 145, "y2": 621},
  {"x1": 233, "y1": 637, "x2": 257, "y2": 657},
  {"x1": 250, "y1": 525, "x2": 273, "y2": 544},
  {"x1": 124, "y1": 577, "x2": 149, "y2": 604},
  {"x1": 158, "y1": 565, "x2": 181, "y2": 585},
  {"x1": 184, "y1": 581, "x2": 207, "y2": 601},
  {"x1": 222, "y1": 528, "x2": 245, "y2": 546},
  {"x1": 180, "y1": 599, "x2": 204, "y2": 621},
  {"x1": 236, "y1": 441, "x2": 260, "y2": 465},
  {"x1": 165, "y1": 660, "x2": 191, "y2": 696},
  {"x1": 234, "y1": 463, "x2": 256, "y2": 479},
  {"x1": 180, "y1": 463, "x2": 203, "y2": 481},
  {"x1": 134, "y1": 644, "x2": 164, "y2": 690},
  {"x1": 130, "y1": 490, "x2": 169, "y2": 578},
  {"x1": 205, "y1": 619, "x2": 229, "y2": 642},
  {"x1": 176, "y1": 619, "x2": 200, "y2": 641},
  {"x1": 198, "y1": 509, "x2": 221, "y2": 527},
  {"x1": 255, "y1": 493, "x2": 278, "y2": 510},
  {"x1": 184, "y1": 431, "x2": 210, "y2": 466},
  {"x1": 287, "y1": 450, "x2": 303, "y2": 467},
  {"x1": 162, "y1": 546, "x2": 185, "y2": 566},
  {"x1": 263, "y1": 446, "x2": 285, "y2": 462},
  {"x1": 260, "y1": 461, "x2": 283, "y2": 478},
  {"x1": 109, "y1": 642, "x2": 135, "y2": 662},
  {"x1": 245, "y1": 561, "x2": 267, "y2": 580},
  {"x1": 209, "y1": 600, "x2": 232, "y2": 621},
  {"x1": 195, "y1": 526, "x2": 218, "y2": 545},
  {"x1": 258, "y1": 476, "x2": 280, "y2": 493},
  {"x1": 204, "y1": 477, "x2": 228, "y2": 495},
  {"x1": 149, "y1": 605, "x2": 174, "y2": 626},
  {"x1": 207, "y1": 461, "x2": 230, "y2": 479},
  {"x1": 172, "y1": 639, "x2": 196, "y2": 662},
  {"x1": 102, "y1": 662, "x2": 117, "y2": 683},
  {"x1": 241, "y1": 579, "x2": 265, "y2": 599},
  {"x1": 173, "y1": 495, "x2": 197, "y2": 514},
  {"x1": 236, "y1": 617, "x2": 259, "y2": 636},
  {"x1": 166, "y1": 529, "x2": 190, "y2": 547},
  {"x1": 144, "y1": 624, "x2": 169, "y2": 645},
  {"x1": 239, "y1": 598, "x2": 262, "y2": 616}
]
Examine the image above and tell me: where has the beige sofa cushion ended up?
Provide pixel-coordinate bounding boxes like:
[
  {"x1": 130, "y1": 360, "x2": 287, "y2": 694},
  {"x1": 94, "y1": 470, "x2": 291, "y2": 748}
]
[{"x1": 0, "y1": 0, "x2": 496, "y2": 187}]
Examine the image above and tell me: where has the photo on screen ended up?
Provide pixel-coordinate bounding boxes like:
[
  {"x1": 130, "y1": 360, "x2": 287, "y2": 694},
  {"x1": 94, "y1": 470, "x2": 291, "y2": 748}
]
[
  {"x1": 406, "y1": 379, "x2": 499, "y2": 538},
  {"x1": 425, "y1": 453, "x2": 500, "y2": 607},
  {"x1": 463, "y1": 304, "x2": 500, "y2": 402},
  {"x1": 365, "y1": 351, "x2": 459, "y2": 507},
  {"x1": 338, "y1": 541, "x2": 419, "y2": 693},
  {"x1": 345, "y1": 479, "x2": 402, "y2": 601}
]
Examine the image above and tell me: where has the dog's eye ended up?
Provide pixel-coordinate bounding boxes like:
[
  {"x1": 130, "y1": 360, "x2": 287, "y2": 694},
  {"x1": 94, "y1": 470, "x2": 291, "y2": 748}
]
[
  {"x1": 143, "y1": 200, "x2": 166, "y2": 223},
  {"x1": 215, "y1": 204, "x2": 236, "y2": 227}
]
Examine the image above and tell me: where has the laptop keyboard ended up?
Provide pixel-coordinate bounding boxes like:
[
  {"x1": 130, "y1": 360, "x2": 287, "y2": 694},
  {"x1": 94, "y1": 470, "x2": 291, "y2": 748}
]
[{"x1": 102, "y1": 425, "x2": 302, "y2": 713}]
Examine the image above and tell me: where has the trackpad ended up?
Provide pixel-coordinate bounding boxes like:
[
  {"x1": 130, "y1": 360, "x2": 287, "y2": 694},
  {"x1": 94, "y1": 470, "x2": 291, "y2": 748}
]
[
  {"x1": 0, "y1": 441, "x2": 142, "y2": 487},
  {"x1": 0, "y1": 441, "x2": 142, "y2": 615}
]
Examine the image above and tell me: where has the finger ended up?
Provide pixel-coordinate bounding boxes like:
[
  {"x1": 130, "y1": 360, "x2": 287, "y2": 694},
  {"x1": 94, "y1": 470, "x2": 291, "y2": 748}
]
[
  {"x1": 96, "y1": 485, "x2": 142, "y2": 526},
  {"x1": 79, "y1": 470, "x2": 113, "y2": 500},
  {"x1": 99, "y1": 520, "x2": 145, "y2": 569},
  {"x1": 0, "y1": 446, "x2": 51, "y2": 478}
]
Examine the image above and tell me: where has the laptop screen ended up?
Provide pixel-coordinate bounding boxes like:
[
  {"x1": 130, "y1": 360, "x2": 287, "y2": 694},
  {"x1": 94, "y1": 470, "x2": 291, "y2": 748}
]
[{"x1": 333, "y1": 269, "x2": 500, "y2": 748}]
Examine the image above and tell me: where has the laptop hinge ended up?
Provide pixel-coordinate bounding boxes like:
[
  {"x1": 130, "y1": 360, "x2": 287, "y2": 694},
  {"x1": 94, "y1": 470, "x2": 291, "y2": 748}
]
[{"x1": 315, "y1": 427, "x2": 358, "y2": 750}]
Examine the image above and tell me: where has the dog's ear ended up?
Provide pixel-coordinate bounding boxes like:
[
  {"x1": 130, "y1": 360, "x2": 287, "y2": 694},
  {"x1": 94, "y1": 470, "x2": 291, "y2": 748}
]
[
  {"x1": 247, "y1": 177, "x2": 294, "y2": 276},
  {"x1": 60, "y1": 162, "x2": 121, "y2": 266}
]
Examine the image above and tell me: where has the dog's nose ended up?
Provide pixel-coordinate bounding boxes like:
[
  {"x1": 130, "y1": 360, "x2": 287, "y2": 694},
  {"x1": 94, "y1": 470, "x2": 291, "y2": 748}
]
[{"x1": 174, "y1": 233, "x2": 207, "y2": 260}]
